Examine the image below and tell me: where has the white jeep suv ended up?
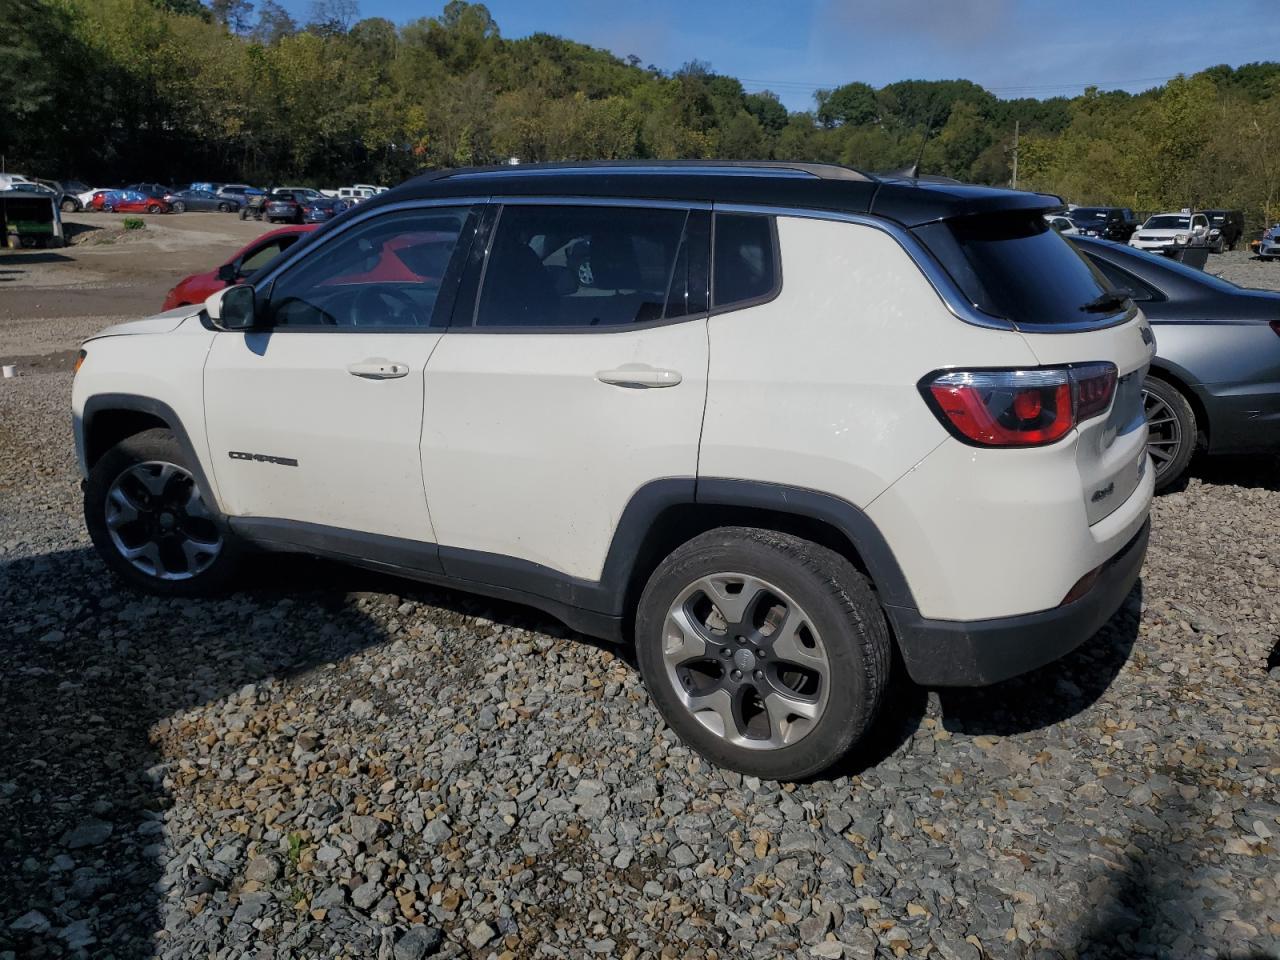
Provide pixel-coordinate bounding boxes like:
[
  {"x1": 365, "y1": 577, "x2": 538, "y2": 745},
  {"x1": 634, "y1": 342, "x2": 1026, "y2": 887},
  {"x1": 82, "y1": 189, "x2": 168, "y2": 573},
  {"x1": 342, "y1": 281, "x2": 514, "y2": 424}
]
[{"x1": 73, "y1": 162, "x2": 1155, "y2": 779}]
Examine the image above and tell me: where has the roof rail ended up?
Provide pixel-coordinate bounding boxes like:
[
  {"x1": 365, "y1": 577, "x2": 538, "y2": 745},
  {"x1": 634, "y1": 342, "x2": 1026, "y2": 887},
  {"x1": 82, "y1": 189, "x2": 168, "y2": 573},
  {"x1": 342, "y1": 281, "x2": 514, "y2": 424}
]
[{"x1": 436, "y1": 159, "x2": 876, "y2": 183}]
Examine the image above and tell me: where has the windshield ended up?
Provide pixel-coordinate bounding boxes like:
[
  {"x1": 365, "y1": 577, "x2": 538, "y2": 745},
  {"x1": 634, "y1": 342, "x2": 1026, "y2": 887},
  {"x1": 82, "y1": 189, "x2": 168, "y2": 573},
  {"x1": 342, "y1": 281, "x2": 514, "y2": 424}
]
[
  {"x1": 914, "y1": 211, "x2": 1126, "y2": 325},
  {"x1": 1144, "y1": 215, "x2": 1190, "y2": 230}
]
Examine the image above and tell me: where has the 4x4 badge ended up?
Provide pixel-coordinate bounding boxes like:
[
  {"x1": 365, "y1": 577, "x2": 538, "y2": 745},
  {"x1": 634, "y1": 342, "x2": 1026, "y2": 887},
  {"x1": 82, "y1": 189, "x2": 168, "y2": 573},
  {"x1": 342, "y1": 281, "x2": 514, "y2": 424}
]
[
  {"x1": 229, "y1": 451, "x2": 298, "y2": 467},
  {"x1": 1140, "y1": 326, "x2": 1154, "y2": 345}
]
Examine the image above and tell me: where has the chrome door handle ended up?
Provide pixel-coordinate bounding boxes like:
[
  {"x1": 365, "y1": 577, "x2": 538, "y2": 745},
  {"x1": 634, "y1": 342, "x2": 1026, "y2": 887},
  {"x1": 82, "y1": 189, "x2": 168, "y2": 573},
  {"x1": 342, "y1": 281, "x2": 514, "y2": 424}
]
[
  {"x1": 595, "y1": 366, "x2": 682, "y2": 389},
  {"x1": 347, "y1": 358, "x2": 409, "y2": 380}
]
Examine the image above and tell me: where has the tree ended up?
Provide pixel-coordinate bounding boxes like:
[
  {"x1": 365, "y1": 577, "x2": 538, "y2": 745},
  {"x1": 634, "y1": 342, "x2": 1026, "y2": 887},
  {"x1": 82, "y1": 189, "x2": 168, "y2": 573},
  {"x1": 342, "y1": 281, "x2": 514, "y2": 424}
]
[
  {"x1": 815, "y1": 82, "x2": 877, "y2": 128},
  {"x1": 209, "y1": 0, "x2": 254, "y2": 33},
  {"x1": 744, "y1": 91, "x2": 788, "y2": 134},
  {"x1": 251, "y1": 0, "x2": 295, "y2": 43}
]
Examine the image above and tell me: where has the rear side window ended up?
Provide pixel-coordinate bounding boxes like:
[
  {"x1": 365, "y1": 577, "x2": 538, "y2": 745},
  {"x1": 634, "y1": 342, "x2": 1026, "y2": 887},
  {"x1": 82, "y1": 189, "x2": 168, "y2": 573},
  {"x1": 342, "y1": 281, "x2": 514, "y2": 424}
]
[
  {"x1": 914, "y1": 212, "x2": 1122, "y2": 325},
  {"x1": 474, "y1": 205, "x2": 706, "y2": 328},
  {"x1": 713, "y1": 213, "x2": 779, "y2": 311},
  {"x1": 1086, "y1": 256, "x2": 1160, "y2": 303}
]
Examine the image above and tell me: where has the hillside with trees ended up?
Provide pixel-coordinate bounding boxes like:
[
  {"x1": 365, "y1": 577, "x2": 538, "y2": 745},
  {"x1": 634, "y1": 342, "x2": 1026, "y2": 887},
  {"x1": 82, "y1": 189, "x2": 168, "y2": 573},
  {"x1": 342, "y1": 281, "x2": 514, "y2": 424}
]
[{"x1": 5, "y1": 0, "x2": 1280, "y2": 226}]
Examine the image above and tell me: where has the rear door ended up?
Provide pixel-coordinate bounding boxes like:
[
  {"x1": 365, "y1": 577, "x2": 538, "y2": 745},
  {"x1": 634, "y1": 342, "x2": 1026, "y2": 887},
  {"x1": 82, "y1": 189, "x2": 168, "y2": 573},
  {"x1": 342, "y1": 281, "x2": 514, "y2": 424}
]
[
  {"x1": 203, "y1": 203, "x2": 479, "y2": 545},
  {"x1": 422, "y1": 200, "x2": 711, "y2": 582}
]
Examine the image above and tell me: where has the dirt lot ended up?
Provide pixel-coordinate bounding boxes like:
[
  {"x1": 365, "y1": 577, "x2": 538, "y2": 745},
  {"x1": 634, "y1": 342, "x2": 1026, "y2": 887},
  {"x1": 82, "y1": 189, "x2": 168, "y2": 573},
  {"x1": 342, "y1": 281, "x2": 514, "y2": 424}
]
[{"x1": 1, "y1": 227, "x2": 1278, "y2": 960}]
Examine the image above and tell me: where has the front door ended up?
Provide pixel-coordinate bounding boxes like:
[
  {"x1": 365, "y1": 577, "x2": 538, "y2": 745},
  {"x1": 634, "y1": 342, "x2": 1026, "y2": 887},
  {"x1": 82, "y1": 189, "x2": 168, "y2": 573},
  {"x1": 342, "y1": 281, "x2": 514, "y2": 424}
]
[
  {"x1": 203, "y1": 204, "x2": 480, "y2": 545},
  {"x1": 422, "y1": 201, "x2": 711, "y2": 582}
]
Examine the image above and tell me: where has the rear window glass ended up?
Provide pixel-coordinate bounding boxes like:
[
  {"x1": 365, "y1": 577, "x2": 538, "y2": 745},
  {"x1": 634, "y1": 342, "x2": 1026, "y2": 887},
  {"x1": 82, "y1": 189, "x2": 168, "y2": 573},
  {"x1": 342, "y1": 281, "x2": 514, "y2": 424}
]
[{"x1": 914, "y1": 212, "x2": 1123, "y2": 325}]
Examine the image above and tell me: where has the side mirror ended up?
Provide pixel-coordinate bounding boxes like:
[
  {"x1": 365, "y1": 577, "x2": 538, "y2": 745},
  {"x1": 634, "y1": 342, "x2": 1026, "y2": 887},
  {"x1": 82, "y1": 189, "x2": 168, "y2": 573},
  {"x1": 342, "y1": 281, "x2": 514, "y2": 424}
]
[
  {"x1": 216, "y1": 262, "x2": 237, "y2": 283},
  {"x1": 205, "y1": 284, "x2": 258, "y2": 331}
]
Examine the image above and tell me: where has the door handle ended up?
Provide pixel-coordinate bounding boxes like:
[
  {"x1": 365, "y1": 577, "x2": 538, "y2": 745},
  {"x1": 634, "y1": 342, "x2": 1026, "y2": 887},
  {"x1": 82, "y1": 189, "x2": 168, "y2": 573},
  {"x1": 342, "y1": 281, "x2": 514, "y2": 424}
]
[
  {"x1": 347, "y1": 358, "x2": 409, "y2": 380},
  {"x1": 595, "y1": 365, "x2": 682, "y2": 389}
]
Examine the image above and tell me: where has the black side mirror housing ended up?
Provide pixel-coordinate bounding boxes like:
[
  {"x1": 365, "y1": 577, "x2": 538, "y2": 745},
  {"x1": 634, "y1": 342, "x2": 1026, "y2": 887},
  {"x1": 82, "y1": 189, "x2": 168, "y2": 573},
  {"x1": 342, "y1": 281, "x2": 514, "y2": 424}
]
[{"x1": 216, "y1": 262, "x2": 237, "y2": 283}]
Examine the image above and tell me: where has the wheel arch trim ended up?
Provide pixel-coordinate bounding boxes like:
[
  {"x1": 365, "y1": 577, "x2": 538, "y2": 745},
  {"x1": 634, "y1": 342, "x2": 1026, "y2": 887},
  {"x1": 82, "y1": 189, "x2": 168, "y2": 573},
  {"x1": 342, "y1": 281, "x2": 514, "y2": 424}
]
[{"x1": 79, "y1": 393, "x2": 225, "y2": 521}]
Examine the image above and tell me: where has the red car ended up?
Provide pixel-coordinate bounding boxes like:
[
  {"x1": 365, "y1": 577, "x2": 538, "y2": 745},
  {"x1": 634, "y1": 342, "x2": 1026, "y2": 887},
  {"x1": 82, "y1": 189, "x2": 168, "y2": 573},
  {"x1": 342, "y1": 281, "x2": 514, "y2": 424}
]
[
  {"x1": 89, "y1": 190, "x2": 172, "y2": 214},
  {"x1": 162, "y1": 225, "x2": 317, "y2": 310}
]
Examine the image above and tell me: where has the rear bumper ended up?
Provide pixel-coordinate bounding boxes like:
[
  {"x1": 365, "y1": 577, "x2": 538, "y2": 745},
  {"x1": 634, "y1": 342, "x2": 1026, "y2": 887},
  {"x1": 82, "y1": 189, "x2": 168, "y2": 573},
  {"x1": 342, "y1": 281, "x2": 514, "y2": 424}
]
[
  {"x1": 1201, "y1": 385, "x2": 1280, "y2": 454},
  {"x1": 887, "y1": 519, "x2": 1149, "y2": 687}
]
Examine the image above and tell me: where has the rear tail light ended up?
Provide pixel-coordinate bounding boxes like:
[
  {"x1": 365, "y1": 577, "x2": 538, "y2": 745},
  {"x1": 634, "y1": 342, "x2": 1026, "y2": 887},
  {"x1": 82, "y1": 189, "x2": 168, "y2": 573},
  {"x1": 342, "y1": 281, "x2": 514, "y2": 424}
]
[{"x1": 922, "y1": 363, "x2": 1117, "y2": 448}]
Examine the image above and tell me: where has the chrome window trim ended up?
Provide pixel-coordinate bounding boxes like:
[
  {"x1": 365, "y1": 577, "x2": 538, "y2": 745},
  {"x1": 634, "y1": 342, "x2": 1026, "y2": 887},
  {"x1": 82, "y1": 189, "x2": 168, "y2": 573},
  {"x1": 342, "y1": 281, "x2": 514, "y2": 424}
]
[
  {"x1": 496, "y1": 195, "x2": 713, "y2": 211},
  {"x1": 716, "y1": 202, "x2": 1136, "y2": 334}
]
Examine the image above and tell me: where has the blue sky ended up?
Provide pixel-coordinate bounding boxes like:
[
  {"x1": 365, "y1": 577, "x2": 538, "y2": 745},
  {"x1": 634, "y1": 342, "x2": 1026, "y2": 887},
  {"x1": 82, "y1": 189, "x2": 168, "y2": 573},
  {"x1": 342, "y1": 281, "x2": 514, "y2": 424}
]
[{"x1": 279, "y1": 0, "x2": 1280, "y2": 111}]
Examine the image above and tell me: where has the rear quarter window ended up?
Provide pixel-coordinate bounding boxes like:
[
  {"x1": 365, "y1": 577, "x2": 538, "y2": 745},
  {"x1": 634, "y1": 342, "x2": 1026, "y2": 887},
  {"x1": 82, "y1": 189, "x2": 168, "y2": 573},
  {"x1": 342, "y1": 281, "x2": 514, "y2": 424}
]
[
  {"x1": 712, "y1": 214, "x2": 780, "y2": 312},
  {"x1": 914, "y1": 212, "x2": 1124, "y2": 326}
]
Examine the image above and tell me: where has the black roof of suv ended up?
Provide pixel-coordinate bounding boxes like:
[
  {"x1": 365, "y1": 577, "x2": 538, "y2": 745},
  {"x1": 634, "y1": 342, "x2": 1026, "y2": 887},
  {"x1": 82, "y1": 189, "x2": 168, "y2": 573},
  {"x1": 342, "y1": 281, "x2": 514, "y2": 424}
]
[{"x1": 368, "y1": 160, "x2": 1062, "y2": 228}]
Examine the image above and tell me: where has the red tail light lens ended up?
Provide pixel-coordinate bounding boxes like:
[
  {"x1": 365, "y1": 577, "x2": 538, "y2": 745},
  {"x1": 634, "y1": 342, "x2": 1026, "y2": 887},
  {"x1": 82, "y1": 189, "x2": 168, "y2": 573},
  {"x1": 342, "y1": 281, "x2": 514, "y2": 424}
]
[{"x1": 923, "y1": 363, "x2": 1117, "y2": 448}]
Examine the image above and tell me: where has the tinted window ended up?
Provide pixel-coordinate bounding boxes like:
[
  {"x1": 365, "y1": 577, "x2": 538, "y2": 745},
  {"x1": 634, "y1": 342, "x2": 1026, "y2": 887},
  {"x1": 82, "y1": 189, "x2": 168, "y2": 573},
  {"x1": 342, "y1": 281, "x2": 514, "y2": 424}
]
[
  {"x1": 240, "y1": 239, "x2": 290, "y2": 275},
  {"x1": 914, "y1": 212, "x2": 1121, "y2": 325},
  {"x1": 1087, "y1": 256, "x2": 1159, "y2": 302},
  {"x1": 475, "y1": 205, "x2": 700, "y2": 328},
  {"x1": 713, "y1": 214, "x2": 778, "y2": 310},
  {"x1": 266, "y1": 207, "x2": 474, "y2": 328}
]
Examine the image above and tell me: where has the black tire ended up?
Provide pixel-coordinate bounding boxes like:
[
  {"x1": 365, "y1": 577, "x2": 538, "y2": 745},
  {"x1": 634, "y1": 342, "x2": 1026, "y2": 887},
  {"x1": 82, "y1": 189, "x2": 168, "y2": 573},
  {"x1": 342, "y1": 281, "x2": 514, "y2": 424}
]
[
  {"x1": 61, "y1": 198, "x2": 77, "y2": 212},
  {"x1": 84, "y1": 428, "x2": 241, "y2": 597},
  {"x1": 103, "y1": 203, "x2": 113, "y2": 213},
  {"x1": 172, "y1": 201, "x2": 186, "y2": 213},
  {"x1": 239, "y1": 206, "x2": 249, "y2": 220},
  {"x1": 635, "y1": 527, "x2": 891, "y2": 780},
  {"x1": 147, "y1": 203, "x2": 162, "y2": 214},
  {"x1": 1143, "y1": 375, "x2": 1197, "y2": 492},
  {"x1": 218, "y1": 202, "x2": 230, "y2": 212}
]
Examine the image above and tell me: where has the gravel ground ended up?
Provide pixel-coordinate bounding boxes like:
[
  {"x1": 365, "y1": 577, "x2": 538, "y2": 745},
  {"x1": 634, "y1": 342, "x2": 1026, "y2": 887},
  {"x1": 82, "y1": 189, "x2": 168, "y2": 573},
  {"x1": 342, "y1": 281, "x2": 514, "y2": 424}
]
[{"x1": 1, "y1": 249, "x2": 1278, "y2": 960}]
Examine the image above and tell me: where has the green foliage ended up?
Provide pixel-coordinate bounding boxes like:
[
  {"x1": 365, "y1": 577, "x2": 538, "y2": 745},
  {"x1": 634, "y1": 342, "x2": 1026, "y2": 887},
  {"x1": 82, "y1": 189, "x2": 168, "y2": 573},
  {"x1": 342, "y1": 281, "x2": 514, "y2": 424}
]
[
  {"x1": 3, "y1": 0, "x2": 1278, "y2": 231},
  {"x1": 122, "y1": 217, "x2": 146, "y2": 229}
]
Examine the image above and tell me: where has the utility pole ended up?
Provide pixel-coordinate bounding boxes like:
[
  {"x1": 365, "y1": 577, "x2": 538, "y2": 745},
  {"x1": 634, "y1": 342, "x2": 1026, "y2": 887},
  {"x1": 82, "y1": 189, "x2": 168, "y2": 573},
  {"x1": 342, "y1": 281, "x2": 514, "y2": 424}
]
[{"x1": 1011, "y1": 120, "x2": 1019, "y2": 190}]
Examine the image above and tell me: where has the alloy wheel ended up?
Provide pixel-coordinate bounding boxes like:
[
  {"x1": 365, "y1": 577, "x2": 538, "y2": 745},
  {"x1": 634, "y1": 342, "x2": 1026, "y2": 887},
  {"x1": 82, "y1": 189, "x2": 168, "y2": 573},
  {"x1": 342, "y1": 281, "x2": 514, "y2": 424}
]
[
  {"x1": 104, "y1": 461, "x2": 222, "y2": 581},
  {"x1": 662, "y1": 573, "x2": 829, "y2": 750},
  {"x1": 1143, "y1": 387, "x2": 1182, "y2": 481}
]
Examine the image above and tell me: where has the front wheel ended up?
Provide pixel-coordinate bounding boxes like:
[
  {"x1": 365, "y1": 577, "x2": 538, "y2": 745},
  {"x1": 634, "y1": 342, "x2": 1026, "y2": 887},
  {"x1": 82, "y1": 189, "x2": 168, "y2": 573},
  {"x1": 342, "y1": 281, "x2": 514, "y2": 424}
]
[
  {"x1": 172, "y1": 201, "x2": 186, "y2": 213},
  {"x1": 1143, "y1": 376, "x2": 1197, "y2": 491},
  {"x1": 147, "y1": 203, "x2": 161, "y2": 214},
  {"x1": 635, "y1": 528, "x2": 891, "y2": 780},
  {"x1": 84, "y1": 428, "x2": 241, "y2": 597},
  {"x1": 61, "y1": 198, "x2": 77, "y2": 212},
  {"x1": 218, "y1": 202, "x2": 230, "y2": 212}
]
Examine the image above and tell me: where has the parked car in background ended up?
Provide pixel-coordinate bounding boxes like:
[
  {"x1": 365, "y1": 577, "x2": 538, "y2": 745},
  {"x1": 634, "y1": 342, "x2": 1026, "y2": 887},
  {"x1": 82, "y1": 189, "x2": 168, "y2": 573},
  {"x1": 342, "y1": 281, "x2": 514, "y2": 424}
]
[
  {"x1": 76, "y1": 161, "x2": 1155, "y2": 779},
  {"x1": 1257, "y1": 223, "x2": 1280, "y2": 261},
  {"x1": 262, "y1": 189, "x2": 306, "y2": 223},
  {"x1": 1045, "y1": 213, "x2": 1078, "y2": 234},
  {"x1": 1201, "y1": 209, "x2": 1244, "y2": 252},
  {"x1": 275, "y1": 186, "x2": 323, "y2": 202},
  {"x1": 217, "y1": 184, "x2": 265, "y2": 203},
  {"x1": 1069, "y1": 206, "x2": 1139, "y2": 242},
  {"x1": 301, "y1": 197, "x2": 344, "y2": 223},
  {"x1": 33, "y1": 179, "x2": 91, "y2": 212},
  {"x1": 1073, "y1": 236, "x2": 1280, "y2": 489},
  {"x1": 126, "y1": 183, "x2": 174, "y2": 199},
  {"x1": 161, "y1": 224, "x2": 316, "y2": 309},
  {"x1": 77, "y1": 185, "x2": 114, "y2": 207},
  {"x1": 90, "y1": 190, "x2": 171, "y2": 214},
  {"x1": 1129, "y1": 212, "x2": 1210, "y2": 252},
  {"x1": 338, "y1": 185, "x2": 375, "y2": 203},
  {"x1": 166, "y1": 189, "x2": 239, "y2": 213}
]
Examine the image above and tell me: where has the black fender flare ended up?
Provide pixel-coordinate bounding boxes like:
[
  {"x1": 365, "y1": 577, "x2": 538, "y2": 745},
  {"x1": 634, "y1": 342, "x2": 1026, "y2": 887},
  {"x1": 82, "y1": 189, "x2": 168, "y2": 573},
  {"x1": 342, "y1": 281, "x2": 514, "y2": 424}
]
[{"x1": 78, "y1": 393, "x2": 224, "y2": 521}]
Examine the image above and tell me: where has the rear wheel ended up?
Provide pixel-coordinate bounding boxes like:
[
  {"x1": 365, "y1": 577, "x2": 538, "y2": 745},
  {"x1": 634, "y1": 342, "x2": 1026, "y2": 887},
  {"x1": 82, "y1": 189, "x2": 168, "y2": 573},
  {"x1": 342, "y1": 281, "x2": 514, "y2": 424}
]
[
  {"x1": 147, "y1": 203, "x2": 162, "y2": 214},
  {"x1": 1143, "y1": 376, "x2": 1197, "y2": 491},
  {"x1": 635, "y1": 527, "x2": 891, "y2": 780},
  {"x1": 85, "y1": 428, "x2": 240, "y2": 597},
  {"x1": 217, "y1": 202, "x2": 230, "y2": 212},
  {"x1": 60, "y1": 198, "x2": 77, "y2": 212},
  {"x1": 171, "y1": 201, "x2": 186, "y2": 213}
]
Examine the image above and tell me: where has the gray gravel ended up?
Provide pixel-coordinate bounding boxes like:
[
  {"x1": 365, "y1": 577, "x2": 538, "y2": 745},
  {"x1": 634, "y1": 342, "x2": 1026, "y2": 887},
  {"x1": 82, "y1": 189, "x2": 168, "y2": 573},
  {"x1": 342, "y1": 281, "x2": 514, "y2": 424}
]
[{"x1": 1, "y1": 253, "x2": 1278, "y2": 960}]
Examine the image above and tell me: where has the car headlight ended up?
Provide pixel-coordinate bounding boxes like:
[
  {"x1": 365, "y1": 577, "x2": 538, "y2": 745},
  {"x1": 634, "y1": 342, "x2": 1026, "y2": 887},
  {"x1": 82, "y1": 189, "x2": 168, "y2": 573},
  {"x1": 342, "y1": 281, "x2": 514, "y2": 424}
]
[{"x1": 1173, "y1": 233, "x2": 1188, "y2": 244}]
